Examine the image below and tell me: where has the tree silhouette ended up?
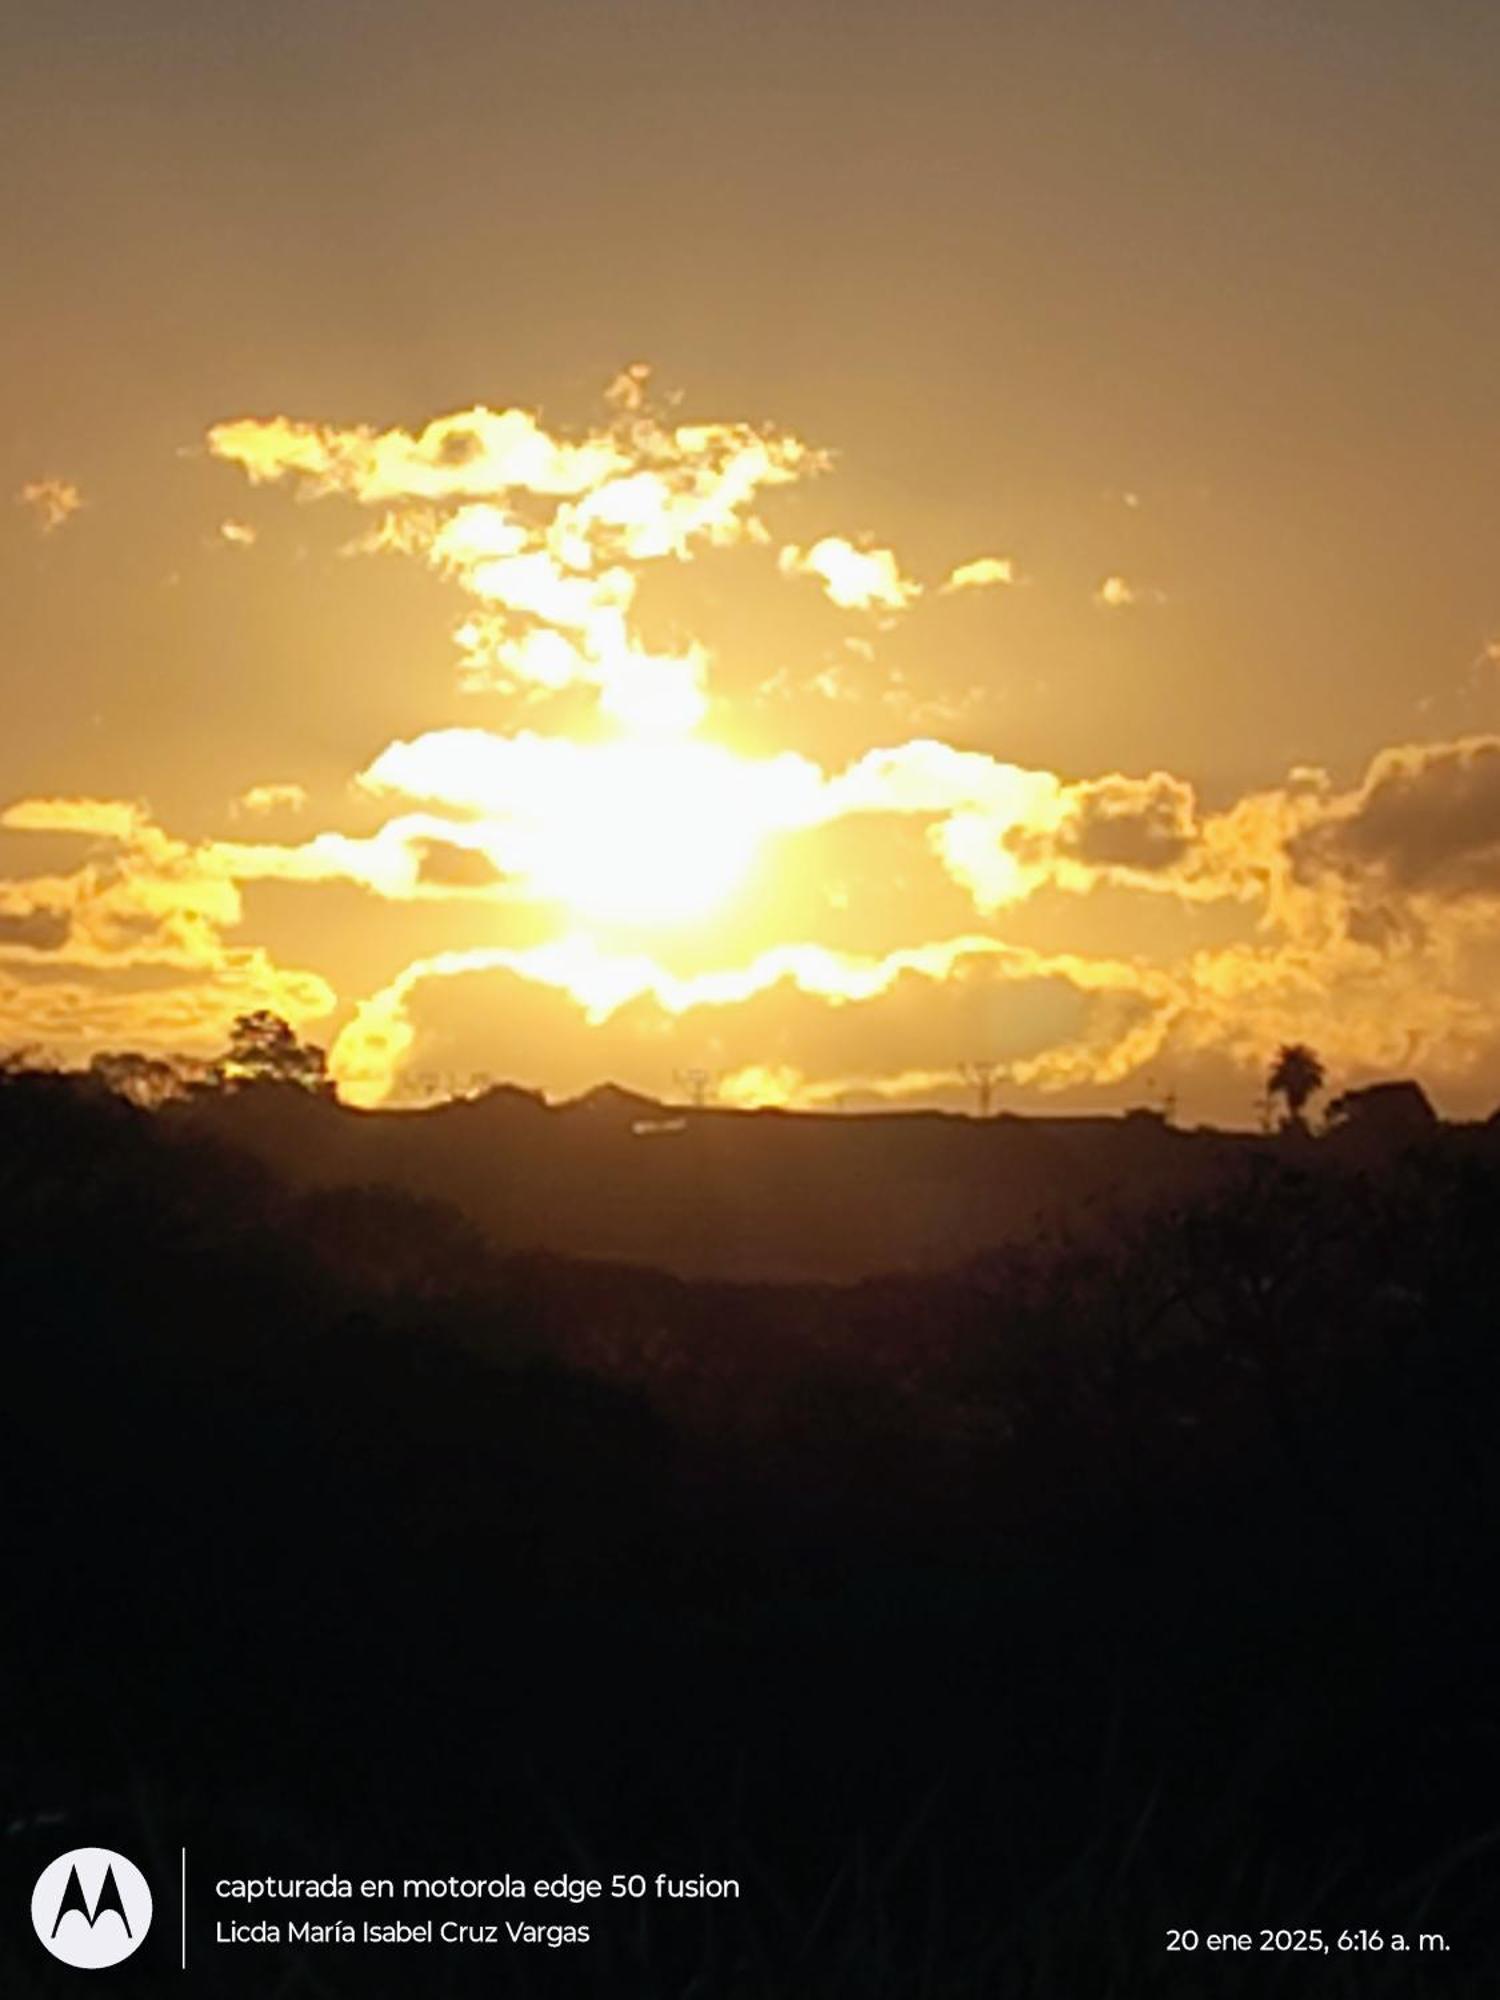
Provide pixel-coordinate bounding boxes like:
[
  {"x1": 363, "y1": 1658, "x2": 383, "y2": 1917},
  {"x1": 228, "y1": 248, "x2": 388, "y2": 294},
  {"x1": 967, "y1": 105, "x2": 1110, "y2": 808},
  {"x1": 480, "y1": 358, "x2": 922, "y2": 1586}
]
[
  {"x1": 1266, "y1": 1042, "x2": 1325, "y2": 1130},
  {"x1": 88, "y1": 1049, "x2": 198, "y2": 1107},
  {"x1": 214, "y1": 1010, "x2": 332, "y2": 1094},
  {"x1": 0, "y1": 1043, "x2": 50, "y2": 1076}
]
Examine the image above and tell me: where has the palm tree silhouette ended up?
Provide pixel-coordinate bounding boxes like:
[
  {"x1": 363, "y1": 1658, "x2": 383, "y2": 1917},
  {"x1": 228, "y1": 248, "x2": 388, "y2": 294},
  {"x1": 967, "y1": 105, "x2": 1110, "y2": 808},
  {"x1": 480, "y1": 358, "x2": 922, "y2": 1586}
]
[{"x1": 1266, "y1": 1042, "x2": 1325, "y2": 1130}]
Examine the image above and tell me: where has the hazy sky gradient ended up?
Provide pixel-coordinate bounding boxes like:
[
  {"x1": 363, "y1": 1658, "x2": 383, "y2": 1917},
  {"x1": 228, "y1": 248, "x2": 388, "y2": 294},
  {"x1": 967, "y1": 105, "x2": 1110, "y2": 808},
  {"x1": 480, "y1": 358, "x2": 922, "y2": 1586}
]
[{"x1": 5, "y1": 1, "x2": 1500, "y2": 1119}]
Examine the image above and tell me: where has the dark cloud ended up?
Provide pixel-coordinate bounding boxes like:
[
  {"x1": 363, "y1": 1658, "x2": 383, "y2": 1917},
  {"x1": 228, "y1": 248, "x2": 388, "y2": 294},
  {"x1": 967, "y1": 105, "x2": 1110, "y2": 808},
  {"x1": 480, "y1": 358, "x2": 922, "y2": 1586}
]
[
  {"x1": 411, "y1": 839, "x2": 505, "y2": 890},
  {"x1": 1294, "y1": 738, "x2": 1500, "y2": 898},
  {"x1": 376, "y1": 950, "x2": 1102, "y2": 1109},
  {"x1": 1002, "y1": 771, "x2": 1200, "y2": 881},
  {"x1": 0, "y1": 907, "x2": 70, "y2": 952},
  {"x1": 1058, "y1": 772, "x2": 1198, "y2": 873}
]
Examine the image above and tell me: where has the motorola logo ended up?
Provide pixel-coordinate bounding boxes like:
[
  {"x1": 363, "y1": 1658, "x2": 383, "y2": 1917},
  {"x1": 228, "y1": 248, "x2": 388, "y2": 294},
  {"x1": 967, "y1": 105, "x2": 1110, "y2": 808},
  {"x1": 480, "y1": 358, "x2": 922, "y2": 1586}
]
[{"x1": 31, "y1": 1848, "x2": 153, "y2": 1969}]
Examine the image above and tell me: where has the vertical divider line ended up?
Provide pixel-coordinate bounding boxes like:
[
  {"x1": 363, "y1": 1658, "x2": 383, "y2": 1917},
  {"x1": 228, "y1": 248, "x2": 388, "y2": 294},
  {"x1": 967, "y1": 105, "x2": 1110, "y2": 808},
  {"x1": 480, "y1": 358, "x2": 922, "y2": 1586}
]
[{"x1": 180, "y1": 1847, "x2": 187, "y2": 1971}]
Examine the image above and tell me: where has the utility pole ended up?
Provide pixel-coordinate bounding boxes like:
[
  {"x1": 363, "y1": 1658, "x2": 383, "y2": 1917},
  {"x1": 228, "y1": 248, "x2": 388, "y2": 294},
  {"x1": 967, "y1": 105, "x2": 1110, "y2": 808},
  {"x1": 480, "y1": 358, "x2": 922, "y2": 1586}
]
[
  {"x1": 959, "y1": 1059, "x2": 1002, "y2": 1118},
  {"x1": 1143, "y1": 1071, "x2": 1178, "y2": 1125},
  {"x1": 674, "y1": 1066, "x2": 719, "y2": 1109}
]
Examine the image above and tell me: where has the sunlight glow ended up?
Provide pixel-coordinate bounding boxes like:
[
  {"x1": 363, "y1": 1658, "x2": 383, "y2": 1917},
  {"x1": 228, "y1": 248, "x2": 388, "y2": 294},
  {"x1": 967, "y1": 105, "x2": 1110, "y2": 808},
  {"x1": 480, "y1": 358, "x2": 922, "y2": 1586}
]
[
  {"x1": 361, "y1": 730, "x2": 827, "y2": 928},
  {"x1": 520, "y1": 745, "x2": 768, "y2": 924}
]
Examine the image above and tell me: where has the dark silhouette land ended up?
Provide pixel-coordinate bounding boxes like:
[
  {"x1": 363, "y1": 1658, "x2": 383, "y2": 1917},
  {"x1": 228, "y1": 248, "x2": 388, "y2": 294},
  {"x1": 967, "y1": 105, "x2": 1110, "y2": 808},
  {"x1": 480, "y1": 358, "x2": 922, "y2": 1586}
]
[{"x1": 4, "y1": 1040, "x2": 1500, "y2": 1993}]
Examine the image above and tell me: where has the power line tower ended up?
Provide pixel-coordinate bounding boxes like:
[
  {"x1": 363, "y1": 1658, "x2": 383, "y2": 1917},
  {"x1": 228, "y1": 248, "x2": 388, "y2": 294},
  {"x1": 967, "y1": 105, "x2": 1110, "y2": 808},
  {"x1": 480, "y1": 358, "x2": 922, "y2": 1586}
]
[
  {"x1": 674, "y1": 1066, "x2": 720, "y2": 1109},
  {"x1": 959, "y1": 1059, "x2": 1002, "y2": 1118},
  {"x1": 1143, "y1": 1071, "x2": 1178, "y2": 1125}
]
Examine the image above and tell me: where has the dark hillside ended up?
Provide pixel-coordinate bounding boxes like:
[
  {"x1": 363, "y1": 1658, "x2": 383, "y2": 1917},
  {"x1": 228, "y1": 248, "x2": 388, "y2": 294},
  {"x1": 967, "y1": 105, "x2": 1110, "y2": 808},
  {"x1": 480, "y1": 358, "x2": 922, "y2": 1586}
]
[
  {"x1": 172, "y1": 1085, "x2": 1264, "y2": 1282},
  {"x1": 6, "y1": 1070, "x2": 1500, "y2": 1993}
]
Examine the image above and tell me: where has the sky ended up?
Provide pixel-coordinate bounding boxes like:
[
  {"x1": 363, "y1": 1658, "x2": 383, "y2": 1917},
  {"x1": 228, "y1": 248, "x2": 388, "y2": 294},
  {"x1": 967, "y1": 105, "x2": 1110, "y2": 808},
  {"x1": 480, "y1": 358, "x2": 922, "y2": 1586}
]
[{"x1": 4, "y1": 0, "x2": 1500, "y2": 1122}]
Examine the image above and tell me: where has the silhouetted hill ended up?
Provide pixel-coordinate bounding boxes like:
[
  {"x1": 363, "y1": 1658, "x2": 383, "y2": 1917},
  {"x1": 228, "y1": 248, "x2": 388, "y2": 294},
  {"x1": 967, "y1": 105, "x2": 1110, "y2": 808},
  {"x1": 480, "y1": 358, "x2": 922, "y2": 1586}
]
[
  {"x1": 169, "y1": 1087, "x2": 1272, "y2": 1282},
  {"x1": 8, "y1": 1067, "x2": 1500, "y2": 1993}
]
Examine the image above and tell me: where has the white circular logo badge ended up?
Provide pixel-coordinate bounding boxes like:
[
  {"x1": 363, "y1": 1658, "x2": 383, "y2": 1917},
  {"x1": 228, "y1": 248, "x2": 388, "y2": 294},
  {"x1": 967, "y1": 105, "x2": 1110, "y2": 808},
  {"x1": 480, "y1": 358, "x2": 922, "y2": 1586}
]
[{"x1": 31, "y1": 1848, "x2": 153, "y2": 1969}]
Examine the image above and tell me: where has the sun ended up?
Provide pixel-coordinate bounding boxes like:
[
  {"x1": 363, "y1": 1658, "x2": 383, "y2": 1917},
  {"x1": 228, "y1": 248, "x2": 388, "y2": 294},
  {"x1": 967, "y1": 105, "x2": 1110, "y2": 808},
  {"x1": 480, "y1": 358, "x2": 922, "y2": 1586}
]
[
  {"x1": 528, "y1": 743, "x2": 766, "y2": 926},
  {"x1": 423, "y1": 734, "x2": 826, "y2": 932}
]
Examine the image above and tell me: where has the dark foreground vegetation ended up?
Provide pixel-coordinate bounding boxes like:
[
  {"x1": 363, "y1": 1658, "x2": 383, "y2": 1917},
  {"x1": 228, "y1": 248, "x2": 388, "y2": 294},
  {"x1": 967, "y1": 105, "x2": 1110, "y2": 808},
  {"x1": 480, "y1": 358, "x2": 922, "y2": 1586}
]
[{"x1": 3, "y1": 1068, "x2": 1500, "y2": 1994}]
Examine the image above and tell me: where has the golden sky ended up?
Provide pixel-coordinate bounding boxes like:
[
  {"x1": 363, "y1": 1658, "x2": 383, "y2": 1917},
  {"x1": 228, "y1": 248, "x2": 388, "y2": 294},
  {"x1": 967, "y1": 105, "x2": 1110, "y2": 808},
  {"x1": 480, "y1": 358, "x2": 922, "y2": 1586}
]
[{"x1": 4, "y1": 1, "x2": 1500, "y2": 1121}]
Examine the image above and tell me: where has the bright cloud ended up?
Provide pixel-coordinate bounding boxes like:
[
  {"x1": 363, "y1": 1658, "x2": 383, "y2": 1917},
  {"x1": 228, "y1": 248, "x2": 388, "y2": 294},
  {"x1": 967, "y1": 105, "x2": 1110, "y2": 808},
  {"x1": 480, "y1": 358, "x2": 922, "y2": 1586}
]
[
  {"x1": 358, "y1": 729, "x2": 827, "y2": 924},
  {"x1": 778, "y1": 536, "x2": 921, "y2": 612},
  {"x1": 942, "y1": 555, "x2": 1016, "y2": 593},
  {"x1": 208, "y1": 376, "x2": 822, "y2": 739},
  {"x1": 1094, "y1": 573, "x2": 1165, "y2": 610},
  {"x1": 17, "y1": 478, "x2": 84, "y2": 533},
  {"x1": 9, "y1": 726, "x2": 1500, "y2": 1115},
  {"x1": 206, "y1": 406, "x2": 627, "y2": 503},
  {"x1": 234, "y1": 781, "x2": 307, "y2": 817},
  {"x1": 7, "y1": 375, "x2": 1500, "y2": 1124}
]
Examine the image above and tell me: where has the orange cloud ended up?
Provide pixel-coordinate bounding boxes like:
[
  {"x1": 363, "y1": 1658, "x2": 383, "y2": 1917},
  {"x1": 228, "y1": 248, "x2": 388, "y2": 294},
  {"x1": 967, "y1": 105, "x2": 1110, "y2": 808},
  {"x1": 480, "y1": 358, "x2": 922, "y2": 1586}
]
[
  {"x1": 233, "y1": 781, "x2": 307, "y2": 817},
  {"x1": 208, "y1": 380, "x2": 822, "y2": 739},
  {"x1": 942, "y1": 555, "x2": 1016, "y2": 593},
  {"x1": 16, "y1": 478, "x2": 83, "y2": 533},
  {"x1": 778, "y1": 536, "x2": 921, "y2": 612}
]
